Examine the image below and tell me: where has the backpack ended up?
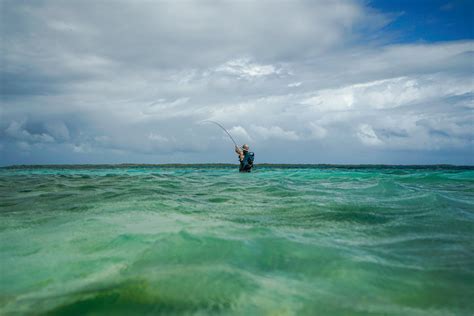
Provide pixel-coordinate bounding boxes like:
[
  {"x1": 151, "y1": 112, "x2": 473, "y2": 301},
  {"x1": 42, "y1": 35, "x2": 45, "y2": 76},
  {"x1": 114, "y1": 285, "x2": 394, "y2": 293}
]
[{"x1": 240, "y1": 152, "x2": 254, "y2": 172}]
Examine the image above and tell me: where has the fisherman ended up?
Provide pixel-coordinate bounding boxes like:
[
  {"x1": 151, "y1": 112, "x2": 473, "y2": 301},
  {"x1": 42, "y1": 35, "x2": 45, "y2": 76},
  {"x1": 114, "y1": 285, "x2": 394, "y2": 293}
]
[{"x1": 235, "y1": 144, "x2": 254, "y2": 172}]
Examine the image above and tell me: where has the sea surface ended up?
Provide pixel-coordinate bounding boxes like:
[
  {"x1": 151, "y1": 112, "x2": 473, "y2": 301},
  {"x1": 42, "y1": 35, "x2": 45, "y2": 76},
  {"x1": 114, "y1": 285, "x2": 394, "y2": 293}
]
[{"x1": 1, "y1": 165, "x2": 473, "y2": 315}]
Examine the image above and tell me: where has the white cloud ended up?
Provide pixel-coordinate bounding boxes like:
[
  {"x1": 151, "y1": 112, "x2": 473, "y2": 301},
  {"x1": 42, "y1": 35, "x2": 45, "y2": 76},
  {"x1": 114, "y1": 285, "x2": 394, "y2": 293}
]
[
  {"x1": 357, "y1": 124, "x2": 383, "y2": 146},
  {"x1": 288, "y1": 82, "x2": 302, "y2": 88},
  {"x1": 143, "y1": 97, "x2": 190, "y2": 115},
  {"x1": 1, "y1": 1, "x2": 473, "y2": 164},
  {"x1": 251, "y1": 125, "x2": 300, "y2": 141},
  {"x1": 148, "y1": 133, "x2": 169, "y2": 143},
  {"x1": 215, "y1": 58, "x2": 282, "y2": 80},
  {"x1": 229, "y1": 126, "x2": 252, "y2": 143},
  {"x1": 303, "y1": 75, "x2": 472, "y2": 112}
]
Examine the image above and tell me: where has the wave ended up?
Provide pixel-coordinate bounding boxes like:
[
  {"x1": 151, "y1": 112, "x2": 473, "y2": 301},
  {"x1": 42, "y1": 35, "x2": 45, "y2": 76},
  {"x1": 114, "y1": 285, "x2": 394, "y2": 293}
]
[{"x1": 1, "y1": 167, "x2": 473, "y2": 315}]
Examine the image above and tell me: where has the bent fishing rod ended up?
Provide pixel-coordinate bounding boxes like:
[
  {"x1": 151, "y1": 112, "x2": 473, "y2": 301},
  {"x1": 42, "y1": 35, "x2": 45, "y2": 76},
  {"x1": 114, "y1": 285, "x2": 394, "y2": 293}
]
[{"x1": 200, "y1": 120, "x2": 239, "y2": 148}]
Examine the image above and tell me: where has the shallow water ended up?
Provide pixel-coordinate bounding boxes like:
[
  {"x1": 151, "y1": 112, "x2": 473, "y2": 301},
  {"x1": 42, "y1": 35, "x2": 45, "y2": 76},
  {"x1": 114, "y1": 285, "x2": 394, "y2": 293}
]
[{"x1": 1, "y1": 165, "x2": 473, "y2": 315}]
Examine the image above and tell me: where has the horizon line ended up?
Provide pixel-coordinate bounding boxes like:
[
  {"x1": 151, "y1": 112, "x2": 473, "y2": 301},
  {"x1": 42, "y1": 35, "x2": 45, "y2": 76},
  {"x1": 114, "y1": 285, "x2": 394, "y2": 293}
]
[{"x1": 2, "y1": 163, "x2": 473, "y2": 169}]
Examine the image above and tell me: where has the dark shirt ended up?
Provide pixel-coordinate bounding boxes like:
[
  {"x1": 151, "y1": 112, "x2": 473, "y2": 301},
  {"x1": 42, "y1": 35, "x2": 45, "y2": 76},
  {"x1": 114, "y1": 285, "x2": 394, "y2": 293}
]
[{"x1": 239, "y1": 151, "x2": 254, "y2": 172}]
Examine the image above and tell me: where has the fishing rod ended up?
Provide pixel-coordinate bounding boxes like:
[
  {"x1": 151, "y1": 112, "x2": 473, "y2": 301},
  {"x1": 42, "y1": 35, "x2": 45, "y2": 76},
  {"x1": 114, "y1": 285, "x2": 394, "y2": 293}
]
[{"x1": 200, "y1": 120, "x2": 239, "y2": 148}]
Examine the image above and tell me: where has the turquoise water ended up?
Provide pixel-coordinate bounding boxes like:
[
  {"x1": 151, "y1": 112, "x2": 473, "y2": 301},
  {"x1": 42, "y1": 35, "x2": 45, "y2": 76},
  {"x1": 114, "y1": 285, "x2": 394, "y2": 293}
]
[{"x1": 1, "y1": 165, "x2": 473, "y2": 315}]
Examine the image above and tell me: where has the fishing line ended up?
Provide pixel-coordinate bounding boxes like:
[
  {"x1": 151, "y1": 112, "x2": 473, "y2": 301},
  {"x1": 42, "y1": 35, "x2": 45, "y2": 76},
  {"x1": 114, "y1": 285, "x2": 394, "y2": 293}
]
[{"x1": 200, "y1": 120, "x2": 239, "y2": 148}]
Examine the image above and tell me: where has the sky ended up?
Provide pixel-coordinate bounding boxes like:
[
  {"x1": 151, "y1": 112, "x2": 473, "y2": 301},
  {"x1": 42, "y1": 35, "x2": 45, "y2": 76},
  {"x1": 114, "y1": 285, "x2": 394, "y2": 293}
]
[{"x1": 1, "y1": 0, "x2": 473, "y2": 166}]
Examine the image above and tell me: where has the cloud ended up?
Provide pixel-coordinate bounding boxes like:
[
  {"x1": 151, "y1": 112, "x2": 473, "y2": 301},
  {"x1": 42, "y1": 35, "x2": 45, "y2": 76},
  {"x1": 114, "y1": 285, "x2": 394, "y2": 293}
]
[
  {"x1": 16, "y1": 141, "x2": 31, "y2": 151},
  {"x1": 308, "y1": 123, "x2": 327, "y2": 140},
  {"x1": 215, "y1": 58, "x2": 282, "y2": 80},
  {"x1": 288, "y1": 82, "x2": 302, "y2": 88},
  {"x1": 72, "y1": 143, "x2": 91, "y2": 153},
  {"x1": 0, "y1": 0, "x2": 472, "y2": 165},
  {"x1": 251, "y1": 125, "x2": 300, "y2": 141},
  {"x1": 229, "y1": 126, "x2": 252, "y2": 143},
  {"x1": 357, "y1": 124, "x2": 383, "y2": 146},
  {"x1": 5, "y1": 121, "x2": 55, "y2": 143},
  {"x1": 44, "y1": 121, "x2": 70, "y2": 141},
  {"x1": 148, "y1": 133, "x2": 169, "y2": 143},
  {"x1": 143, "y1": 97, "x2": 190, "y2": 116},
  {"x1": 303, "y1": 74, "x2": 472, "y2": 111}
]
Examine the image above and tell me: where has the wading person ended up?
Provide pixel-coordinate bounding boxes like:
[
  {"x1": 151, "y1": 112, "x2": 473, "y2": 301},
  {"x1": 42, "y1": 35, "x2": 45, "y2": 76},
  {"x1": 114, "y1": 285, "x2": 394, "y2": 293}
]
[{"x1": 235, "y1": 144, "x2": 254, "y2": 172}]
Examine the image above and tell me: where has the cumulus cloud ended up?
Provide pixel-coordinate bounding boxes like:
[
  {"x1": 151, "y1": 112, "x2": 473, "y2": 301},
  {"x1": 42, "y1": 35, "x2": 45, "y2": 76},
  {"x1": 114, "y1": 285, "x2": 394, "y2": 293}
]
[
  {"x1": 44, "y1": 121, "x2": 70, "y2": 141},
  {"x1": 357, "y1": 124, "x2": 383, "y2": 146},
  {"x1": 72, "y1": 143, "x2": 91, "y2": 153},
  {"x1": 302, "y1": 74, "x2": 472, "y2": 111},
  {"x1": 5, "y1": 121, "x2": 55, "y2": 143},
  {"x1": 229, "y1": 126, "x2": 252, "y2": 143},
  {"x1": 251, "y1": 126, "x2": 300, "y2": 141},
  {"x1": 1, "y1": 0, "x2": 472, "y2": 165}
]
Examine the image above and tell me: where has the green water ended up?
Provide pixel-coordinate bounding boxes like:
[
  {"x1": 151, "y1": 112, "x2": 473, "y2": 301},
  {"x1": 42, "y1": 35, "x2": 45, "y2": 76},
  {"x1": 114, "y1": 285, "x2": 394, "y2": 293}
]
[{"x1": 1, "y1": 165, "x2": 473, "y2": 315}]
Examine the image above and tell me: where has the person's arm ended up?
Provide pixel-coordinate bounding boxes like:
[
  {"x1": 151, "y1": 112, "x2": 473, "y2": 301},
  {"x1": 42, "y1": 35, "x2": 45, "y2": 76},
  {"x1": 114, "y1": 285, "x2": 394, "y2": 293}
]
[{"x1": 235, "y1": 146, "x2": 244, "y2": 161}]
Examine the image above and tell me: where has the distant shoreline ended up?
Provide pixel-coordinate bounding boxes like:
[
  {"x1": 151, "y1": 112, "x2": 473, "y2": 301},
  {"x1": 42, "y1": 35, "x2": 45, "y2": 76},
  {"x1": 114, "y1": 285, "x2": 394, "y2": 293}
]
[{"x1": 2, "y1": 163, "x2": 473, "y2": 170}]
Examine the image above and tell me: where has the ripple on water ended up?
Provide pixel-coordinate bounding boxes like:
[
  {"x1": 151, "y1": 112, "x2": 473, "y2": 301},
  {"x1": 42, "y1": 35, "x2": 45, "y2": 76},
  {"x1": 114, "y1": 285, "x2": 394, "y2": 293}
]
[{"x1": 0, "y1": 166, "x2": 473, "y2": 315}]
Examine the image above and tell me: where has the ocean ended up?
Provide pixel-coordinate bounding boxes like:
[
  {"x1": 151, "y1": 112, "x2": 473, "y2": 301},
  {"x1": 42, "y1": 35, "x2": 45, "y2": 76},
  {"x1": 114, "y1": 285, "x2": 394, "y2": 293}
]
[{"x1": 1, "y1": 165, "x2": 473, "y2": 315}]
